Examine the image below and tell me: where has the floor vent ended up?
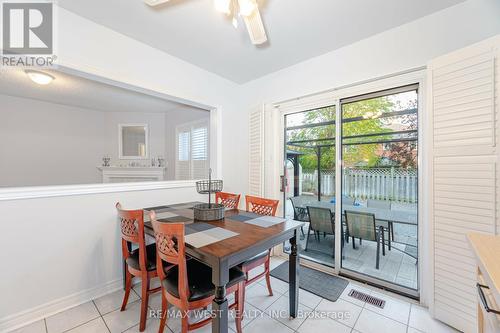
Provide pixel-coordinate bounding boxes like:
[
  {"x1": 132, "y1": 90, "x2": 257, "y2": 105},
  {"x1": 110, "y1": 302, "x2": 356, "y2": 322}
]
[{"x1": 348, "y1": 289, "x2": 386, "y2": 308}]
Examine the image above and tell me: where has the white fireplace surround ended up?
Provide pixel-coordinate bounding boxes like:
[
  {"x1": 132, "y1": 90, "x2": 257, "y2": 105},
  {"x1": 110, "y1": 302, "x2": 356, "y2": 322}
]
[{"x1": 97, "y1": 166, "x2": 166, "y2": 183}]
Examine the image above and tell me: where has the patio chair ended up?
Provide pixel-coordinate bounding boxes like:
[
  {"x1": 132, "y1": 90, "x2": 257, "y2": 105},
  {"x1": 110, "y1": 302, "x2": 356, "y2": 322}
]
[
  {"x1": 289, "y1": 196, "x2": 313, "y2": 237},
  {"x1": 367, "y1": 199, "x2": 393, "y2": 247},
  {"x1": 334, "y1": 196, "x2": 356, "y2": 245},
  {"x1": 344, "y1": 210, "x2": 386, "y2": 269},
  {"x1": 305, "y1": 206, "x2": 338, "y2": 257}
]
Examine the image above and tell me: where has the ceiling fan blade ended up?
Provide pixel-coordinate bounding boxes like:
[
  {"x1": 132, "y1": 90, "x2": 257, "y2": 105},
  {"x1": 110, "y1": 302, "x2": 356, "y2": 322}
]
[
  {"x1": 144, "y1": 0, "x2": 171, "y2": 7},
  {"x1": 243, "y1": 8, "x2": 268, "y2": 45}
]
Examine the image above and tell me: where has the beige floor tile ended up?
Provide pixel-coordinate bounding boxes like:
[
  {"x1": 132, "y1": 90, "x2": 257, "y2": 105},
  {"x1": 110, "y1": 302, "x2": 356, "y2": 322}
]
[
  {"x1": 364, "y1": 290, "x2": 411, "y2": 324},
  {"x1": 93, "y1": 289, "x2": 139, "y2": 315},
  {"x1": 245, "y1": 283, "x2": 282, "y2": 310},
  {"x1": 297, "y1": 315, "x2": 351, "y2": 333},
  {"x1": 354, "y1": 308, "x2": 407, "y2": 333},
  {"x1": 265, "y1": 294, "x2": 313, "y2": 330},
  {"x1": 65, "y1": 318, "x2": 108, "y2": 333},
  {"x1": 408, "y1": 305, "x2": 459, "y2": 333},
  {"x1": 102, "y1": 300, "x2": 143, "y2": 333},
  {"x1": 315, "y1": 298, "x2": 362, "y2": 328},
  {"x1": 123, "y1": 317, "x2": 171, "y2": 333},
  {"x1": 45, "y1": 302, "x2": 100, "y2": 333},
  {"x1": 258, "y1": 276, "x2": 289, "y2": 295},
  {"x1": 241, "y1": 313, "x2": 294, "y2": 333}
]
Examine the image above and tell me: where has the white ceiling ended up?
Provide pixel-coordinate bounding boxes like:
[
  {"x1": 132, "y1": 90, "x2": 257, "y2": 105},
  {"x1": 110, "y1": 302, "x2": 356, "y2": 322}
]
[
  {"x1": 58, "y1": 0, "x2": 466, "y2": 83},
  {"x1": 0, "y1": 69, "x2": 204, "y2": 113}
]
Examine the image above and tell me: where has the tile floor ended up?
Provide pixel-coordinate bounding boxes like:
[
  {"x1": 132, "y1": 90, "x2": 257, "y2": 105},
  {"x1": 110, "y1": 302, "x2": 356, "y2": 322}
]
[{"x1": 11, "y1": 258, "x2": 458, "y2": 333}]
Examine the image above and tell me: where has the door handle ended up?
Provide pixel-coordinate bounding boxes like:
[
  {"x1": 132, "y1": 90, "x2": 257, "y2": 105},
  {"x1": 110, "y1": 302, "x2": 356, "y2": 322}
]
[
  {"x1": 280, "y1": 175, "x2": 287, "y2": 192},
  {"x1": 477, "y1": 283, "x2": 500, "y2": 315}
]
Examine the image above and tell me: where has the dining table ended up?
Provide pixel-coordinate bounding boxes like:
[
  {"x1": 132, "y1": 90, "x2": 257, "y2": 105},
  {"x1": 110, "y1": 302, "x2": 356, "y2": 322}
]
[{"x1": 135, "y1": 201, "x2": 303, "y2": 333}]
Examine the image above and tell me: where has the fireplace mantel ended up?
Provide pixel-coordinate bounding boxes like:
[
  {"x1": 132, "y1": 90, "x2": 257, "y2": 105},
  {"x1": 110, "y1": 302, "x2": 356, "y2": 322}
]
[{"x1": 97, "y1": 166, "x2": 166, "y2": 183}]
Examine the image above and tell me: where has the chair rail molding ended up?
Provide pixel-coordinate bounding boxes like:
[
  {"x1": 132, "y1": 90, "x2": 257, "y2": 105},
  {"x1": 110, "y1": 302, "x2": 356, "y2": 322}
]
[{"x1": 0, "y1": 180, "x2": 197, "y2": 201}]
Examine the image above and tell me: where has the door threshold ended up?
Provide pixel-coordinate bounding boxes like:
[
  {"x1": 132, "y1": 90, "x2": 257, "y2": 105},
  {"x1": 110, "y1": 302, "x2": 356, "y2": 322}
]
[{"x1": 273, "y1": 253, "x2": 420, "y2": 303}]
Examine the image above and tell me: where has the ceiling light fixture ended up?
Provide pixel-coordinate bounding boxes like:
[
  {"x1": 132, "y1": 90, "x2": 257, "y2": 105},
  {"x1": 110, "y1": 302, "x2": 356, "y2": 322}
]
[
  {"x1": 25, "y1": 70, "x2": 55, "y2": 85},
  {"x1": 144, "y1": 0, "x2": 267, "y2": 45},
  {"x1": 237, "y1": 0, "x2": 257, "y2": 17},
  {"x1": 144, "y1": 0, "x2": 170, "y2": 6},
  {"x1": 214, "y1": 0, "x2": 231, "y2": 14}
]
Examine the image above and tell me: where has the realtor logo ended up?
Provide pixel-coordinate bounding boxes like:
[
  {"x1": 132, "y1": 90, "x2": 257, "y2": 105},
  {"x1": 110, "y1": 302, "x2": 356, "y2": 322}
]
[
  {"x1": 1, "y1": 1, "x2": 55, "y2": 67},
  {"x1": 2, "y1": 2, "x2": 53, "y2": 54}
]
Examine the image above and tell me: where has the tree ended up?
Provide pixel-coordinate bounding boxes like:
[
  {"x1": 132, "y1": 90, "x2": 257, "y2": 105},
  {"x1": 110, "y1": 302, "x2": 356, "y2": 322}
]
[{"x1": 287, "y1": 97, "x2": 395, "y2": 170}]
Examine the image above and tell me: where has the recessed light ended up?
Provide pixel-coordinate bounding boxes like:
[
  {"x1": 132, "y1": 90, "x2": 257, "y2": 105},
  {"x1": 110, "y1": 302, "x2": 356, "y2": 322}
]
[{"x1": 25, "y1": 70, "x2": 55, "y2": 85}]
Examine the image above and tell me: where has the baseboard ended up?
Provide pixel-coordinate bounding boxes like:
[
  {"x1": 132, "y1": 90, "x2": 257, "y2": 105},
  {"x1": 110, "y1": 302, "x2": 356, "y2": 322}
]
[{"x1": 0, "y1": 278, "x2": 123, "y2": 333}]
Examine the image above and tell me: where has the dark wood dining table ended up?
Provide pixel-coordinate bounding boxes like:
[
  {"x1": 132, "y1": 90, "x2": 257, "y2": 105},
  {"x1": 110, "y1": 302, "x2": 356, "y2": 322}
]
[{"x1": 137, "y1": 202, "x2": 303, "y2": 333}]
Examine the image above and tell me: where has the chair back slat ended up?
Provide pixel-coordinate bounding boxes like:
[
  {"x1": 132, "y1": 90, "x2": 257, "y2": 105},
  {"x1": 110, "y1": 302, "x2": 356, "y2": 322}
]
[
  {"x1": 150, "y1": 211, "x2": 190, "y2": 302},
  {"x1": 245, "y1": 195, "x2": 279, "y2": 216},
  {"x1": 345, "y1": 210, "x2": 377, "y2": 241},
  {"x1": 216, "y1": 192, "x2": 241, "y2": 209},
  {"x1": 307, "y1": 206, "x2": 334, "y2": 234},
  {"x1": 117, "y1": 203, "x2": 144, "y2": 243},
  {"x1": 116, "y1": 202, "x2": 148, "y2": 271}
]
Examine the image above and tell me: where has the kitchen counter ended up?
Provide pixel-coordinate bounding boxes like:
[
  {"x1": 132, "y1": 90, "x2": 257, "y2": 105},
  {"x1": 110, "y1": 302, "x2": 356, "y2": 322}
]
[{"x1": 467, "y1": 232, "x2": 500, "y2": 333}]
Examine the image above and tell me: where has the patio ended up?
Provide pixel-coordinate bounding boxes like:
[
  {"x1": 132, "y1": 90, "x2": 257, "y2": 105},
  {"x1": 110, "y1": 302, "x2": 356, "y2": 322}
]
[{"x1": 284, "y1": 197, "x2": 418, "y2": 290}]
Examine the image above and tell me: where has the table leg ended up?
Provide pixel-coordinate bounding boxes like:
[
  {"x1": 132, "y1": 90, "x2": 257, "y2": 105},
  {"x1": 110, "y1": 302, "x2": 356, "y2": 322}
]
[
  {"x1": 289, "y1": 230, "x2": 299, "y2": 318},
  {"x1": 212, "y1": 261, "x2": 229, "y2": 333}
]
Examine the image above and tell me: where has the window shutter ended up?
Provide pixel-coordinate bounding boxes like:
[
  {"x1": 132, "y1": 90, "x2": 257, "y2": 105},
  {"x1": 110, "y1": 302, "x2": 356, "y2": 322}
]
[
  {"x1": 176, "y1": 129, "x2": 191, "y2": 180},
  {"x1": 249, "y1": 106, "x2": 264, "y2": 196},
  {"x1": 429, "y1": 38, "x2": 498, "y2": 333},
  {"x1": 191, "y1": 125, "x2": 209, "y2": 179},
  {"x1": 175, "y1": 121, "x2": 209, "y2": 180}
]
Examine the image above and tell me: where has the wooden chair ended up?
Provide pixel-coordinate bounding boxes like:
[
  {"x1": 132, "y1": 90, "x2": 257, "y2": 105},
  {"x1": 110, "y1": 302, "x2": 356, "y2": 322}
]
[
  {"x1": 240, "y1": 195, "x2": 279, "y2": 296},
  {"x1": 150, "y1": 211, "x2": 245, "y2": 333},
  {"x1": 117, "y1": 203, "x2": 161, "y2": 332},
  {"x1": 215, "y1": 192, "x2": 241, "y2": 209},
  {"x1": 344, "y1": 210, "x2": 385, "y2": 269}
]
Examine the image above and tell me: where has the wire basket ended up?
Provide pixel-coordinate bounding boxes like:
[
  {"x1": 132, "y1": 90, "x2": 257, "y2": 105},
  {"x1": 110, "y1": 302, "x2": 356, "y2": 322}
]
[
  {"x1": 193, "y1": 203, "x2": 225, "y2": 221},
  {"x1": 196, "y1": 179, "x2": 223, "y2": 194}
]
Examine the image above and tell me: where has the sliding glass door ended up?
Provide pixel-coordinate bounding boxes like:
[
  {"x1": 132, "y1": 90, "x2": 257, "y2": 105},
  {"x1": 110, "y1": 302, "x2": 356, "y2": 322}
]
[
  {"x1": 283, "y1": 105, "x2": 337, "y2": 267},
  {"x1": 282, "y1": 84, "x2": 419, "y2": 297},
  {"x1": 340, "y1": 85, "x2": 419, "y2": 295}
]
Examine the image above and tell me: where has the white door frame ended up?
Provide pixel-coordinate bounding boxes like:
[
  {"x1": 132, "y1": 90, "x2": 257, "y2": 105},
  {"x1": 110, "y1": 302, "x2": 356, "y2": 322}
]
[{"x1": 270, "y1": 69, "x2": 429, "y2": 303}]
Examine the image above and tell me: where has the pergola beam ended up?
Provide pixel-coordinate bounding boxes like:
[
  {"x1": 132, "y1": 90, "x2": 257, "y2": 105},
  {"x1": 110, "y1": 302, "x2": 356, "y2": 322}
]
[{"x1": 285, "y1": 108, "x2": 417, "y2": 131}]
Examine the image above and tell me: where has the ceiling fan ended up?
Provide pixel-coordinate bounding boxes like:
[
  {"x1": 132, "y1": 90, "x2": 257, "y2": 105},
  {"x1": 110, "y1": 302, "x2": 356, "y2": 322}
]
[{"x1": 144, "y1": 0, "x2": 268, "y2": 45}]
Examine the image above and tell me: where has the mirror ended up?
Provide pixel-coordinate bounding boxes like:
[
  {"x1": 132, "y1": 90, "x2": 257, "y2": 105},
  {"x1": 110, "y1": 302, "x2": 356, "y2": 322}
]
[{"x1": 119, "y1": 124, "x2": 148, "y2": 159}]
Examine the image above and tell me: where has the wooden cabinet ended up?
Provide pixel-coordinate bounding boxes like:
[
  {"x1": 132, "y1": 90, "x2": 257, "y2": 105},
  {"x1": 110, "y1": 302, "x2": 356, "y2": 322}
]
[{"x1": 467, "y1": 233, "x2": 500, "y2": 333}]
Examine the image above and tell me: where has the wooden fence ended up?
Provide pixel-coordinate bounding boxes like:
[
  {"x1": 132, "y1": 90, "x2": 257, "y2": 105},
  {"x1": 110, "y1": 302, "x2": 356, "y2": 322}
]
[{"x1": 301, "y1": 168, "x2": 418, "y2": 203}]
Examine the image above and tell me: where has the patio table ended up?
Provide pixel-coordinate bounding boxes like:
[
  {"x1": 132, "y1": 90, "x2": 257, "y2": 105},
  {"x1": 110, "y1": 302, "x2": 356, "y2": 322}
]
[{"x1": 296, "y1": 200, "x2": 417, "y2": 225}]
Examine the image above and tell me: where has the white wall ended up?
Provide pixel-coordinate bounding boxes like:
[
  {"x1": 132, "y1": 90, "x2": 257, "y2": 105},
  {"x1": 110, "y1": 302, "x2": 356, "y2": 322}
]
[
  {"x1": 236, "y1": 0, "x2": 500, "y2": 315},
  {"x1": 0, "y1": 94, "x2": 108, "y2": 186},
  {"x1": 0, "y1": 94, "x2": 175, "y2": 187},
  {"x1": 0, "y1": 184, "x2": 205, "y2": 329},
  {"x1": 239, "y1": 0, "x2": 500, "y2": 106},
  {"x1": 3, "y1": 0, "x2": 500, "y2": 330},
  {"x1": 55, "y1": 6, "x2": 248, "y2": 195},
  {"x1": 0, "y1": 7, "x2": 245, "y2": 328}
]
